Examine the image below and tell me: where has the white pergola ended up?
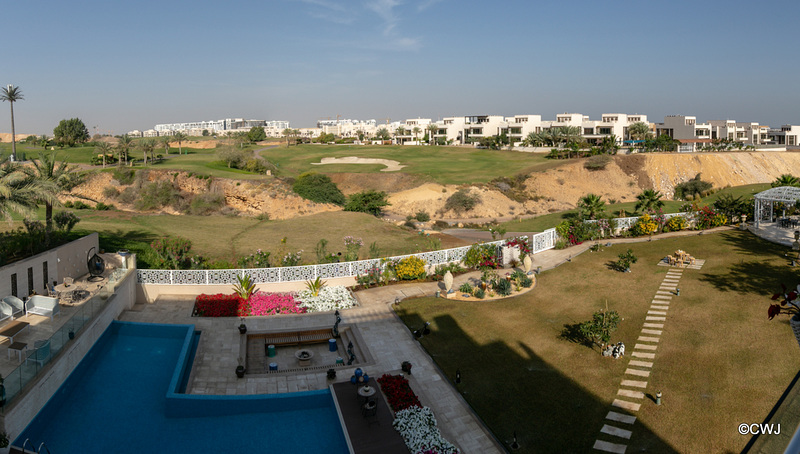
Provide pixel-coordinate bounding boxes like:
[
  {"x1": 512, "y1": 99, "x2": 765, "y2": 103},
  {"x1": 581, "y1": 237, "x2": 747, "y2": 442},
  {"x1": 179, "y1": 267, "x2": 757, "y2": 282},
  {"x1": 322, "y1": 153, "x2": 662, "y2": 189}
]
[{"x1": 754, "y1": 186, "x2": 800, "y2": 228}]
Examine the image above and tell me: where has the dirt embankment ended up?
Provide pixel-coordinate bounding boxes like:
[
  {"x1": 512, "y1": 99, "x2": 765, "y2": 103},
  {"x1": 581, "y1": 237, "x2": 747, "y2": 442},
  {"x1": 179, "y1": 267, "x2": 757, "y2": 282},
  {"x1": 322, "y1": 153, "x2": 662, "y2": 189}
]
[{"x1": 67, "y1": 151, "x2": 800, "y2": 222}]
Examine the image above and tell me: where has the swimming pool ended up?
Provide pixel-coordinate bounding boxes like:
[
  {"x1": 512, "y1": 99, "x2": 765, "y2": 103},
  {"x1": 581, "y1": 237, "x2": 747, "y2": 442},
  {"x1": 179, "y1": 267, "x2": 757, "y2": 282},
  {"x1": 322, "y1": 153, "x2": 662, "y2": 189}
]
[{"x1": 14, "y1": 321, "x2": 349, "y2": 453}]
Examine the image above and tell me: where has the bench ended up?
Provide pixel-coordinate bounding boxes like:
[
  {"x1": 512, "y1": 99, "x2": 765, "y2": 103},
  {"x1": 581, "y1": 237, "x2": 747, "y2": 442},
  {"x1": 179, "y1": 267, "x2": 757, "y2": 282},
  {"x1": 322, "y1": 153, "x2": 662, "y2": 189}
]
[
  {"x1": 26, "y1": 295, "x2": 61, "y2": 320},
  {"x1": 0, "y1": 321, "x2": 30, "y2": 344},
  {"x1": 251, "y1": 329, "x2": 333, "y2": 349}
]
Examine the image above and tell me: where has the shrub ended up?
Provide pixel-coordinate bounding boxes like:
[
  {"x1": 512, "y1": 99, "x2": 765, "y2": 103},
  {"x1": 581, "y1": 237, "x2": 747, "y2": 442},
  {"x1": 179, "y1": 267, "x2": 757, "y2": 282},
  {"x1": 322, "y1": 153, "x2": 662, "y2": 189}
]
[
  {"x1": 414, "y1": 211, "x2": 430, "y2": 222},
  {"x1": 150, "y1": 236, "x2": 193, "y2": 269},
  {"x1": 473, "y1": 287, "x2": 485, "y2": 299},
  {"x1": 217, "y1": 147, "x2": 250, "y2": 168},
  {"x1": 459, "y1": 282, "x2": 473, "y2": 293},
  {"x1": 664, "y1": 216, "x2": 687, "y2": 232},
  {"x1": 695, "y1": 206, "x2": 727, "y2": 229},
  {"x1": 578, "y1": 308, "x2": 621, "y2": 347},
  {"x1": 118, "y1": 187, "x2": 137, "y2": 204},
  {"x1": 444, "y1": 189, "x2": 481, "y2": 214},
  {"x1": 584, "y1": 154, "x2": 613, "y2": 171},
  {"x1": 395, "y1": 256, "x2": 427, "y2": 280},
  {"x1": 94, "y1": 202, "x2": 113, "y2": 211},
  {"x1": 431, "y1": 220, "x2": 450, "y2": 230},
  {"x1": 519, "y1": 276, "x2": 534, "y2": 288},
  {"x1": 674, "y1": 174, "x2": 712, "y2": 200},
  {"x1": 292, "y1": 173, "x2": 345, "y2": 205},
  {"x1": 72, "y1": 201, "x2": 90, "y2": 210},
  {"x1": 53, "y1": 211, "x2": 80, "y2": 233},
  {"x1": 134, "y1": 181, "x2": 180, "y2": 211},
  {"x1": 112, "y1": 168, "x2": 136, "y2": 185},
  {"x1": 247, "y1": 292, "x2": 306, "y2": 316},
  {"x1": 242, "y1": 158, "x2": 269, "y2": 174},
  {"x1": 494, "y1": 278, "x2": 512, "y2": 296},
  {"x1": 193, "y1": 293, "x2": 245, "y2": 317},
  {"x1": 103, "y1": 186, "x2": 119, "y2": 199},
  {"x1": 613, "y1": 249, "x2": 638, "y2": 272},
  {"x1": 237, "y1": 249, "x2": 271, "y2": 268},
  {"x1": 344, "y1": 190, "x2": 390, "y2": 216},
  {"x1": 63, "y1": 201, "x2": 74, "y2": 208},
  {"x1": 630, "y1": 213, "x2": 659, "y2": 236},
  {"x1": 188, "y1": 192, "x2": 225, "y2": 215},
  {"x1": 403, "y1": 219, "x2": 417, "y2": 229},
  {"x1": 463, "y1": 243, "x2": 500, "y2": 269}
]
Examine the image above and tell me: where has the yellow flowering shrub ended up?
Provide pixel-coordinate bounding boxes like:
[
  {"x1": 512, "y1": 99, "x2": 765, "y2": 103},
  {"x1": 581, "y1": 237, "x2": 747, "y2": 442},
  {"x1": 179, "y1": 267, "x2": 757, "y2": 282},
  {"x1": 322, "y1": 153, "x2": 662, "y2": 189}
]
[
  {"x1": 664, "y1": 216, "x2": 687, "y2": 232},
  {"x1": 395, "y1": 256, "x2": 427, "y2": 280},
  {"x1": 631, "y1": 214, "x2": 658, "y2": 236}
]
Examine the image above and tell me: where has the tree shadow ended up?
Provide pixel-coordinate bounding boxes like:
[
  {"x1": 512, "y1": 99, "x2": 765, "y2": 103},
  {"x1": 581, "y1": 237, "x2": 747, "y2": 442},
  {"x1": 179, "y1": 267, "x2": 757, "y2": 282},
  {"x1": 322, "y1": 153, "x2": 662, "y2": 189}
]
[
  {"x1": 400, "y1": 312, "x2": 680, "y2": 453},
  {"x1": 697, "y1": 260, "x2": 798, "y2": 296},
  {"x1": 559, "y1": 323, "x2": 594, "y2": 348}
]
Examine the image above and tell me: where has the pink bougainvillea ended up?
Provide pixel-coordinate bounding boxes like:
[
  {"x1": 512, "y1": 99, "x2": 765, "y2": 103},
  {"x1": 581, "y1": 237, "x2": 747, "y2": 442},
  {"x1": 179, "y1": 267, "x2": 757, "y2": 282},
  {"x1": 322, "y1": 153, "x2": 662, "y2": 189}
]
[{"x1": 247, "y1": 292, "x2": 307, "y2": 316}]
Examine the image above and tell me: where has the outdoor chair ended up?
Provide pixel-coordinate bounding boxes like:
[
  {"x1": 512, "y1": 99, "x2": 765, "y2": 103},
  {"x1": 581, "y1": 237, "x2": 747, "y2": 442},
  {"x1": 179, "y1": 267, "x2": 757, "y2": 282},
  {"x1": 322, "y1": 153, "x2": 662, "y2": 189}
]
[
  {"x1": 362, "y1": 399, "x2": 378, "y2": 418},
  {"x1": 26, "y1": 339, "x2": 51, "y2": 367},
  {"x1": 25, "y1": 296, "x2": 61, "y2": 320},
  {"x1": 0, "y1": 301, "x2": 16, "y2": 323},
  {"x1": 2, "y1": 296, "x2": 24, "y2": 319},
  {"x1": 47, "y1": 283, "x2": 58, "y2": 298}
]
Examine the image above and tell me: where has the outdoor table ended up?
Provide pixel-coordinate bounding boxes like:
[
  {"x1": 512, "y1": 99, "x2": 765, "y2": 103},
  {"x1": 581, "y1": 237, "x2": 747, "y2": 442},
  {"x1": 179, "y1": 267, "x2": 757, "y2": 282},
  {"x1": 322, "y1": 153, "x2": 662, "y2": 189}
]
[
  {"x1": 0, "y1": 321, "x2": 30, "y2": 344},
  {"x1": 7, "y1": 342, "x2": 27, "y2": 363},
  {"x1": 358, "y1": 385, "x2": 376, "y2": 404}
]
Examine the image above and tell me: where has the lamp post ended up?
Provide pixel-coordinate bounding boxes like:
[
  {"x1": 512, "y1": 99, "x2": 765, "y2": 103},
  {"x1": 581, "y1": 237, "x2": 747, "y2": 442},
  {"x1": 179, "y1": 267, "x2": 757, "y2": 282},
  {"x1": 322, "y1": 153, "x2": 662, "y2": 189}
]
[{"x1": 656, "y1": 391, "x2": 662, "y2": 405}]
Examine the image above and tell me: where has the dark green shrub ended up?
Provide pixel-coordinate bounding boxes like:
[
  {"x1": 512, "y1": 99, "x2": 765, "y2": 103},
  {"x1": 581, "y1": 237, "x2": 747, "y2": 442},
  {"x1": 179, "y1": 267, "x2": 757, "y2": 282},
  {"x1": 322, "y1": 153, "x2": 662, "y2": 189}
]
[
  {"x1": 112, "y1": 168, "x2": 136, "y2": 185},
  {"x1": 495, "y1": 278, "x2": 512, "y2": 296},
  {"x1": 72, "y1": 201, "x2": 90, "y2": 210},
  {"x1": 103, "y1": 186, "x2": 119, "y2": 199},
  {"x1": 95, "y1": 202, "x2": 114, "y2": 211},
  {"x1": 432, "y1": 220, "x2": 450, "y2": 230},
  {"x1": 674, "y1": 174, "x2": 712, "y2": 200},
  {"x1": 118, "y1": 187, "x2": 137, "y2": 204},
  {"x1": 53, "y1": 211, "x2": 80, "y2": 233},
  {"x1": 344, "y1": 190, "x2": 390, "y2": 216},
  {"x1": 135, "y1": 181, "x2": 180, "y2": 211},
  {"x1": 292, "y1": 173, "x2": 345, "y2": 205},
  {"x1": 459, "y1": 282, "x2": 473, "y2": 293},
  {"x1": 415, "y1": 211, "x2": 430, "y2": 222},
  {"x1": 63, "y1": 201, "x2": 74, "y2": 208},
  {"x1": 584, "y1": 154, "x2": 612, "y2": 171},
  {"x1": 473, "y1": 288, "x2": 485, "y2": 299},
  {"x1": 188, "y1": 192, "x2": 225, "y2": 215},
  {"x1": 519, "y1": 276, "x2": 533, "y2": 288},
  {"x1": 578, "y1": 309, "x2": 621, "y2": 347},
  {"x1": 444, "y1": 189, "x2": 481, "y2": 214}
]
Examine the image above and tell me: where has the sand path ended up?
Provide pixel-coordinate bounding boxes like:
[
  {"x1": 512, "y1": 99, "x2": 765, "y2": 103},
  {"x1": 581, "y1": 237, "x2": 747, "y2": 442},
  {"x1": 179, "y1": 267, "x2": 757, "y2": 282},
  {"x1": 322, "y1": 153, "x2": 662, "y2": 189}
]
[{"x1": 311, "y1": 156, "x2": 406, "y2": 172}]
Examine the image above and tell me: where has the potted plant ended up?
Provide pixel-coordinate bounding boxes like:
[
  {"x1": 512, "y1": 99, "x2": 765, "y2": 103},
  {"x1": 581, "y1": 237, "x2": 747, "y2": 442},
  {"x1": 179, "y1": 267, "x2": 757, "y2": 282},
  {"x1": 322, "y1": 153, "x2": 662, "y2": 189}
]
[
  {"x1": 235, "y1": 357, "x2": 245, "y2": 378},
  {"x1": 401, "y1": 361, "x2": 412, "y2": 374},
  {"x1": 769, "y1": 284, "x2": 800, "y2": 347}
]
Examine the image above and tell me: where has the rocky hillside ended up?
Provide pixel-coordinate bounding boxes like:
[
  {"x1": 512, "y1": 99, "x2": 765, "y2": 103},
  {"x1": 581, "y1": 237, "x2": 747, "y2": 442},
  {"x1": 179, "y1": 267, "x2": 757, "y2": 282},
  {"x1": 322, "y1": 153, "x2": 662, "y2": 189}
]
[{"x1": 66, "y1": 151, "x2": 800, "y2": 222}]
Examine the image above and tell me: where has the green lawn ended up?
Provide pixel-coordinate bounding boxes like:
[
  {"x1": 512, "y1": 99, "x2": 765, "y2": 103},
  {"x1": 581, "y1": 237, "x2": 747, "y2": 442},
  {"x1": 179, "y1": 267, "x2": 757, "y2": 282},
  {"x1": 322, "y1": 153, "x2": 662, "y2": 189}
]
[
  {"x1": 260, "y1": 144, "x2": 567, "y2": 184},
  {"x1": 396, "y1": 230, "x2": 799, "y2": 453}
]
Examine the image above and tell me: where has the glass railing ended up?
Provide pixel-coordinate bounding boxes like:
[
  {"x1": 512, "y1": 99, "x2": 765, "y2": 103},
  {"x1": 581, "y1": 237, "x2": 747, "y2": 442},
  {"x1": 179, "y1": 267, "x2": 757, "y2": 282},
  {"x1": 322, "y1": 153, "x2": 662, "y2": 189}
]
[{"x1": 2, "y1": 267, "x2": 131, "y2": 407}]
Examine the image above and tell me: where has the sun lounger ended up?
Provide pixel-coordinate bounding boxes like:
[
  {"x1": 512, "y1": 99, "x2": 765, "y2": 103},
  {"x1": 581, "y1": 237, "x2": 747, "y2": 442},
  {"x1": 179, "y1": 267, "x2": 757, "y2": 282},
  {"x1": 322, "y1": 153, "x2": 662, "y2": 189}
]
[
  {"x1": 0, "y1": 320, "x2": 30, "y2": 343},
  {"x1": 2, "y1": 296, "x2": 25, "y2": 318},
  {"x1": 25, "y1": 295, "x2": 60, "y2": 320}
]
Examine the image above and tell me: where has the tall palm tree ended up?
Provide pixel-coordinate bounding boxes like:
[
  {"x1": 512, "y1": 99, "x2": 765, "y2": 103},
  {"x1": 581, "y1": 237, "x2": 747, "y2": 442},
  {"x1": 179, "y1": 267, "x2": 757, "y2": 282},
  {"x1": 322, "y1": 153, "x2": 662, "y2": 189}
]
[
  {"x1": 160, "y1": 136, "x2": 171, "y2": 155},
  {"x1": 96, "y1": 142, "x2": 112, "y2": 168},
  {"x1": 628, "y1": 122, "x2": 651, "y2": 141},
  {"x1": 634, "y1": 189, "x2": 665, "y2": 213},
  {"x1": 772, "y1": 174, "x2": 799, "y2": 188},
  {"x1": 30, "y1": 151, "x2": 81, "y2": 234},
  {"x1": 139, "y1": 139, "x2": 155, "y2": 166},
  {"x1": 578, "y1": 193, "x2": 606, "y2": 220},
  {"x1": 1, "y1": 85, "x2": 24, "y2": 162},
  {"x1": 172, "y1": 132, "x2": 188, "y2": 155},
  {"x1": 427, "y1": 124, "x2": 438, "y2": 144},
  {"x1": 412, "y1": 126, "x2": 421, "y2": 141},
  {"x1": 395, "y1": 126, "x2": 406, "y2": 144},
  {"x1": 0, "y1": 157, "x2": 57, "y2": 223},
  {"x1": 116, "y1": 135, "x2": 133, "y2": 166},
  {"x1": 39, "y1": 135, "x2": 49, "y2": 150}
]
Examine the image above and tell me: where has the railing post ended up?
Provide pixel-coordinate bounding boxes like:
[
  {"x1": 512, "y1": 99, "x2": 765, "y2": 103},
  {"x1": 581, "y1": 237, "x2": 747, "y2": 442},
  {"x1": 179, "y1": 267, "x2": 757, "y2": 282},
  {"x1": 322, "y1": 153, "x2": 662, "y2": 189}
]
[
  {"x1": 169, "y1": 270, "x2": 174, "y2": 285},
  {"x1": 277, "y1": 267, "x2": 281, "y2": 282},
  {"x1": 349, "y1": 262, "x2": 353, "y2": 277}
]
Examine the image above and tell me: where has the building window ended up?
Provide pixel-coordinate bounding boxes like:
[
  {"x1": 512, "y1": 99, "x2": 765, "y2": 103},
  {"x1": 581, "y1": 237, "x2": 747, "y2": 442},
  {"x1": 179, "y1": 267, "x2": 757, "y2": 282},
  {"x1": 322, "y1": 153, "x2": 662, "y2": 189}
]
[
  {"x1": 11, "y1": 273, "x2": 17, "y2": 298},
  {"x1": 28, "y1": 267, "x2": 34, "y2": 296},
  {"x1": 43, "y1": 261, "x2": 49, "y2": 290}
]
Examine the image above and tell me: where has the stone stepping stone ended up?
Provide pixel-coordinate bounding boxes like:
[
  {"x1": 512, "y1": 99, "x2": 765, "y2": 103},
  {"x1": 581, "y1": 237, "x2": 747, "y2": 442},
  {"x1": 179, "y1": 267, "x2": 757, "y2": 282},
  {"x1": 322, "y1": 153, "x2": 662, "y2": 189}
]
[
  {"x1": 646, "y1": 316, "x2": 666, "y2": 321},
  {"x1": 656, "y1": 290, "x2": 673, "y2": 295},
  {"x1": 662, "y1": 280, "x2": 680, "y2": 284},
  {"x1": 620, "y1": 379, "x2": 647, "y2": 388},
  {"x1": 659, "y1": 285, "x2": 677, "y2": 290},
  {"x1": 593, "y1": 439, "x2": 628, "y2": 453},
  {"x1": 606, "y1": 411, "x2": 637, "y2": 424},
  {"x1": 625, "y1": 368, "x2": 650, "y2": 377},
  {"x1": 634, "y1": 344, "x2": 657, "y2": 351},
  {"x1": 631, "y1": 351, "x2": 655, "y2": 359},
  {"x1": 612, "y1": 398, "x2": 642, "y2": 411},
  {"x1": 637, "y1": 336, "x2": 659, "y2": 343},
  {"x1": 654, "y1": 294, "x2": 672, "y2": 299},
  {"x1": 643, "y1": 323, "x2": 664, "y2": 328},
  {"x1": 642, "y1": 329, "x2": 662, "y2": 335},
  {"x1": 647, "y1": 310, "x2": 667, "y2": 315},
  {"x1": 628, "y1": 360, "x2": 653, "y2": 367},
  {"x1": 617, "y1": 389, "x2": 645, "y2": 399},
  {"x1": 650, "y1": 304, "x2": 669, "y2": 310},
  {"x1": 601, "y1": 424, "x2": 633, "y2": 439}
]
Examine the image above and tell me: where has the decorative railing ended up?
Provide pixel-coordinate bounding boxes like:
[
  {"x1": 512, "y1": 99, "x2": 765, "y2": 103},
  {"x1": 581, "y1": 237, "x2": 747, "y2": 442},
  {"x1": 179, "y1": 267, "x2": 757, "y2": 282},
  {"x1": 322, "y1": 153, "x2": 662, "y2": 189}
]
[
  {"x1": 137, "y1": 228, "x2": 558, "y2": 285},
  {"x1": 584, "y1": 212, "x2": 692, "y2": 232}
]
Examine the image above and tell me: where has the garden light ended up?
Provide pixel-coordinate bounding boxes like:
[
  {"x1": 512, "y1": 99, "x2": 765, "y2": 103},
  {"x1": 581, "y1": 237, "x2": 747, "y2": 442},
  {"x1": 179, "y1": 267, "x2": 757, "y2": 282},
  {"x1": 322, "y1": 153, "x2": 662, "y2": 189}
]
[{"x1": 656, "y1": 391, "x2": 662, "y2": 405}]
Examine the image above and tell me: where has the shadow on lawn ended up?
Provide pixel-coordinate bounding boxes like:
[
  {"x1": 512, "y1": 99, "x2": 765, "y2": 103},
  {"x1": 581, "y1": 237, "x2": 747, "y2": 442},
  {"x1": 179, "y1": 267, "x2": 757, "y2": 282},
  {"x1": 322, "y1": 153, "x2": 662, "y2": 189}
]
[{"x1": 403, "y1": 312, "x2": 679, "y2": 453}]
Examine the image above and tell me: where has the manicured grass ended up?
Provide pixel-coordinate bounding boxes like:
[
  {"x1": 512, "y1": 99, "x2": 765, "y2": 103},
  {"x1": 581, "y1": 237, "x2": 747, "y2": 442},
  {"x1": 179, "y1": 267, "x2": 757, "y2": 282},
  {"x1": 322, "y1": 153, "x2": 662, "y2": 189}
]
[
  {"x1": 395, "y1": 230, "x2": 799, "y2": 453},
  {"x1": 502, "y1": 183, "x2": 773, "y2": 232},
  {"x1": 1, "y1": 210, "x2": 470, "y2": 268},
  {"x1": 261, "y1": 144, "x2": 566, "y2": 184}
]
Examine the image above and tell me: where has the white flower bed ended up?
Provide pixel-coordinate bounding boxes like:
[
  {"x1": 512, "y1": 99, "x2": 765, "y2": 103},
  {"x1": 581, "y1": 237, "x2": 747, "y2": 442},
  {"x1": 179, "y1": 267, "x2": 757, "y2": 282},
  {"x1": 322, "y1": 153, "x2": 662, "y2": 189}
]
[
  {"x1": 392, "y1": 406, "x2": 459, "y2": 454},
  {"x1": 296, "y1": 286, "x2": 358, "y2": 312}
]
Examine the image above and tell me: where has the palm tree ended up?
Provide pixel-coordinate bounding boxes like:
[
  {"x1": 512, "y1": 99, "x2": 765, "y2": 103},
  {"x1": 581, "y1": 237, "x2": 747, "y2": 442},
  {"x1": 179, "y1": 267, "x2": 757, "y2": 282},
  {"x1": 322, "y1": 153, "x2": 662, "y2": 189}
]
[
  {"x1": 116, "y1": 135, "x2": 133, "y2": 166},
  {"x1": 772, "y1": 174, "x2": 799, "y2": 188},
  {"x1": 412, "y1": 126, "x2": 421, "y2": 141},
  {"x1": 1, "y1": 85, "x2": 24, "y2": 162},
  {"x1": 160, "y1": 136, "x2": 171, "y2": 155},
  {"x1": 39, "y1": 135, "x2": 49, "y2": 150},
  {"x1": 628, "y1": 122, "x2": 651, "y2": 142},
  {"x1": 395, "y1": 127, "x2": 406, "y2": 144},
  {"x1": 0, "y1": 157, "x2": 57, "y2": 223},
  {"x1": 95, "y1": 142, "x2": 112, "y2": 167},
  {"x1": 29, "y1": 152, "x2": 77, "y2": 234},
  {"x1": 578, "y1": 193, "x2": 606, "y2": 220},
  {"x1": 172, "y1": 132, "x2": 188, "y2": 155},
  {"x1": 427, "y1": 124, "x2": 438, "y2": 144},
  {"x1": 634, "y1": 189, "x2": 664, "y2": 213},
  {"x1": 139, "y1": 139, "x2": 155, "y2": 166}
]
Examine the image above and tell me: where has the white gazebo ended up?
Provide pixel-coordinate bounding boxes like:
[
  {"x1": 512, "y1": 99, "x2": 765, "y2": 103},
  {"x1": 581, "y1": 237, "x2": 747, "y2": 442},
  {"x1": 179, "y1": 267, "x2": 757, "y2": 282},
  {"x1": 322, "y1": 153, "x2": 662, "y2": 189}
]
[{"x1": 754, "y1": 186, "x2": 800, "y2": 228}]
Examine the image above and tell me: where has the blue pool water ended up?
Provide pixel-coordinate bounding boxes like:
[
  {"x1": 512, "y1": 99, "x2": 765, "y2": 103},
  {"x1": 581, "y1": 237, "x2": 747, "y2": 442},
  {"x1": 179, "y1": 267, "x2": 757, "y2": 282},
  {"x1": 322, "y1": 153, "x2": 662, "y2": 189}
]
[{"x1": 15, "y1": 321, "x2": 349, "y2": 453}]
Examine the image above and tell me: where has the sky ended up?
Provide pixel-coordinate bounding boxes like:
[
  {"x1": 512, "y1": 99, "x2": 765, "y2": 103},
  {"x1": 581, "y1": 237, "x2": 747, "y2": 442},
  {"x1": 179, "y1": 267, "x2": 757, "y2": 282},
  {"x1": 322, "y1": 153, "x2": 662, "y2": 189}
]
[{"x1": 3, "y1": 0, "x2": 800, "y2": 136}]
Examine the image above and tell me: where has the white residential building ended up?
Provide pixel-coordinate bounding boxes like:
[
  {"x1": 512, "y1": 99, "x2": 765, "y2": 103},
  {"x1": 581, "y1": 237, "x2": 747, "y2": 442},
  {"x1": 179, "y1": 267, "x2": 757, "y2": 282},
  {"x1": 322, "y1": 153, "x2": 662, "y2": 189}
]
[{"x1": 768, "y1": 125, "x2": 800, "y2": 147}]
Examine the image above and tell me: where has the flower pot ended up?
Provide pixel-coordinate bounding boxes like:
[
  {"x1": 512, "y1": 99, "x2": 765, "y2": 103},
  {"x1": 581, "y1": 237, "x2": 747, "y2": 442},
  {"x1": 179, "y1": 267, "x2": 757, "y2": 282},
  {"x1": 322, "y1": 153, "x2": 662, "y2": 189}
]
[
  {"x1": 68, "y1": 331, "x2": 75, "y2": 340},
  {"x1": 790, "y1": 315, "x2": 800, "y2": 348},
  {"x1": 235, "y1": 366, "x2": 245, "y2": 378},
  {"x1": 238, "y1": 324, "x2": 247, "y2": 335}
]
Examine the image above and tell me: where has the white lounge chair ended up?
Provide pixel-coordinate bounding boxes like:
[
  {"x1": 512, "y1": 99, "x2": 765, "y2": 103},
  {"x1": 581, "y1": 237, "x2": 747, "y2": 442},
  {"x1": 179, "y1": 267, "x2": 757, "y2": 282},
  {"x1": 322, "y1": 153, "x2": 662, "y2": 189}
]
[
  {"x1": 25, "y1": 296, "x2": 60, "y2": 320},
  {"x1": 2, "y1": 296, "x2": 25, "y2": 318}
]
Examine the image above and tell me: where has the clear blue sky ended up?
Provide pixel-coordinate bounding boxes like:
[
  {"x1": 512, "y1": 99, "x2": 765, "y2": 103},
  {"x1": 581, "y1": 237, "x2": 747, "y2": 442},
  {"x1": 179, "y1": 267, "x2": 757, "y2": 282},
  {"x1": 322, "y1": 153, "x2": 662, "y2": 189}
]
[{"x1": 3, "y1": 0, "x2": 799, "y2": 135}]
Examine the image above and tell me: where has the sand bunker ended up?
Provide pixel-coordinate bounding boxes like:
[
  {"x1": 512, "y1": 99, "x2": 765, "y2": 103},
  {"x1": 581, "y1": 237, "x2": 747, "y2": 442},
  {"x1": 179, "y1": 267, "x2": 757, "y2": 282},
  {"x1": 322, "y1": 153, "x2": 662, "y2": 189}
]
[{"x1": 311, "y1": 156, "x2": 406, "y2": 172}]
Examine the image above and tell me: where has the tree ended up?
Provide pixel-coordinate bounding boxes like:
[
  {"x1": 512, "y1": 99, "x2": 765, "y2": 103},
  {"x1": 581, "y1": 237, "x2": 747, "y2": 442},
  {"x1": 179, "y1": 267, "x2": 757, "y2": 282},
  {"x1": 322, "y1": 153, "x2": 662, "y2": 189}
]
[
  {"x1": 598, "y1": 135, "x2": 619, "y2": 154},
  {"x1": 30, "y1": 152, "x2": 81, "y2": 236},
  {"x1": 634, "y1": 189, "x2": 664, "y2": 213},
  {"x1": 39, "y1": 135, "x2": 49, "y2": 150},
  {"x1": 160, "y1": 136, "x2": 171, "y2": 155},
  {"x1": 116, "y1": 135, "x2": 133, "y2": 166},
  {"x1": 292, "y1": 173, "x2": 345, "y2": 205},
  {"x1": 95, "y1": 141, "x2": 113, "y2": 167},
  {"x1": 0, "y1": 157, "x2": 57, "y2": 223},
  {"x1": 578, "y1": 307, "x2": 621, "y2": 348},
  {"x1": 772, "y1": 174, "x2": 799, "y2": 188},
  {"x1": 172, "y1": 132, "x2": 188, "y2": 155},
  {"x1": 375, "y1": 128, "x2": 391, "y2": 141},
  {"x1": 247, "y1": 126, "x2": 267, "y2": 142},
  {"x1": 427, "y1": 124, "x2": 438, "y2": 144},
  {"x1": 395, "y1": 126, "x2": 406, "y2": 144},
  {"x1": 577, "y1": 193, "x2": 606, "y2": 220},
  {"x1": 344, "y1": 190, "x2": 390, "y2": 216},
  {"x1": 0, "y1": 85, "x2": 23, "y2": 161},
  {"x1": 628, "y1": 122, "x2": 651, "y2": 141},
  {"x1": 713, "y1": 194, "x2": 747, "y2": 220},
  {"x1": 412, "y1": 126, "x2": 421, "y2": 141},
  {"x1": 201, "y1": 129, "x2": 209, "y2": 137},
  {"x1": 139, "y1": 139, "x2": 156, "y2": 166},
  {"x1": 53, "y1": 118, "x2": 90, "y2": 147}
]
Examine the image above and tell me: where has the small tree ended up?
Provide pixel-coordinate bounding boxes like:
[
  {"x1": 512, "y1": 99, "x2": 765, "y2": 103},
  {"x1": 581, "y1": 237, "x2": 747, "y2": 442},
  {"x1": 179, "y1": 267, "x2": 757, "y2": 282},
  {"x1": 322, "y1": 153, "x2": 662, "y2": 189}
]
[
  {"x1": 579, "y1": 307, "x2": 621, "y2": 348},
  {"x1": 344, "y1": 190, "x2": 390, "y2": 216},
  {"x1": 247, "y1": 126, "x2": 267, "y2": 142},
  {"x1": 53, "y1": 118, "x2": 90, "y2": 147}
]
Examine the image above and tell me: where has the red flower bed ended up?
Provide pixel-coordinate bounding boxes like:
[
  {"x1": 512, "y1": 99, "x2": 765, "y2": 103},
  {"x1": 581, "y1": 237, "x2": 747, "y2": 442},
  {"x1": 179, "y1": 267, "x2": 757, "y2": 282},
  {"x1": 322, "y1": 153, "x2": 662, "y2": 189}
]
[
  {"x1": 194, "y1": 293, "x2": 247, "y2": 317},
  {"x1": 377, "y1": 374, "x2": 421, "y2": 412}
]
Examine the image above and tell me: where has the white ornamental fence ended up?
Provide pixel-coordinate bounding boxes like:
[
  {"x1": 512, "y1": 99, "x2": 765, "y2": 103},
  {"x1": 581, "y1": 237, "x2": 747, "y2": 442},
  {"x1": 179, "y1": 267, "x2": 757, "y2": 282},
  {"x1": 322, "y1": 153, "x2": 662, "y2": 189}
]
[
  {"x1": 136, "y1": 228, "x2": 558, "y2": 285},
  {"x1": 584, "y1": 212, "x2": 692, "y2": 233}
]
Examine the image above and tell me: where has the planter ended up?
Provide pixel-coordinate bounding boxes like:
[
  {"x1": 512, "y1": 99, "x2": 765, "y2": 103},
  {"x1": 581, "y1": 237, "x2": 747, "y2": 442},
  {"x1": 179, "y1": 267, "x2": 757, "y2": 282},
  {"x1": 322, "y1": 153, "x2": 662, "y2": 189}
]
[
  {"x1": 238, "y1": 324, "x2": 247, "y2": 335},
  {"x1": 791, "y1": 315, "x2": 800, "y2": 348},
  {"x1": 235, "y1": 366, "x2": 245, "y2": 378},
  {"x1": 68, "y1": 330, "x2": 75, "y2": 340},
  {"x1": 295, "y1": 349, "x2": 314, "y2": 367},
  {"x1": 502, "y1": 246, "x2": 521, "y2": 267}
]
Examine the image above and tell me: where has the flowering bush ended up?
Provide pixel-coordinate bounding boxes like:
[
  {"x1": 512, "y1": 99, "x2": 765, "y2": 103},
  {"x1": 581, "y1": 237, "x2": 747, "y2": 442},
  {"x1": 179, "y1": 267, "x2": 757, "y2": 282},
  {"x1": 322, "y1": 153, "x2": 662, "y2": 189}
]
[
  {"x1": 664, "y1": 216, "x2": 687, "y2": 232},
  {"x1": 194, "y1": 293, "x2": 246, "y2": 317},
  {"x1": 237, "y1": 249, "x2": 271, "y2": 268},
  {"x1": 769, "y1": 284, "x2": 800, "y2": 320},
  {"x1": 377, "y1": 374, "x2": 421, "y2": 412},
  {"x1": 247, "y1": 292, "x2": 306, "y2": 316},
  {"x1": 280, "y1": 250, "x2": 303, "y2": 267},
  {"x1": 630, "y1": 214, "x2": 658, "y2": 236},
  {"x1": 150, "y1": 236, "x2": 193, "y2": 269},
  {"x1": 296, "y1": 286, "x2": 358, "y2": 312},
  {"x1": 504, "y1": 237, "x2": 531, "y2": 258},
  {"x1": 396, "y1": 256, "x2": 427, "y2": 280},
  {"x1": 343, "y1": 236, "x2": 363, "y2": 261},
  {"x1": 463, "y1": 244, "x2": 501, "y2": 269},
  {"x1": 695, "y1": 206, "x2": 727, "y2": 229},
  {"x1": 392, "y1": 406, "x2": 460, "y2": 454}
]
